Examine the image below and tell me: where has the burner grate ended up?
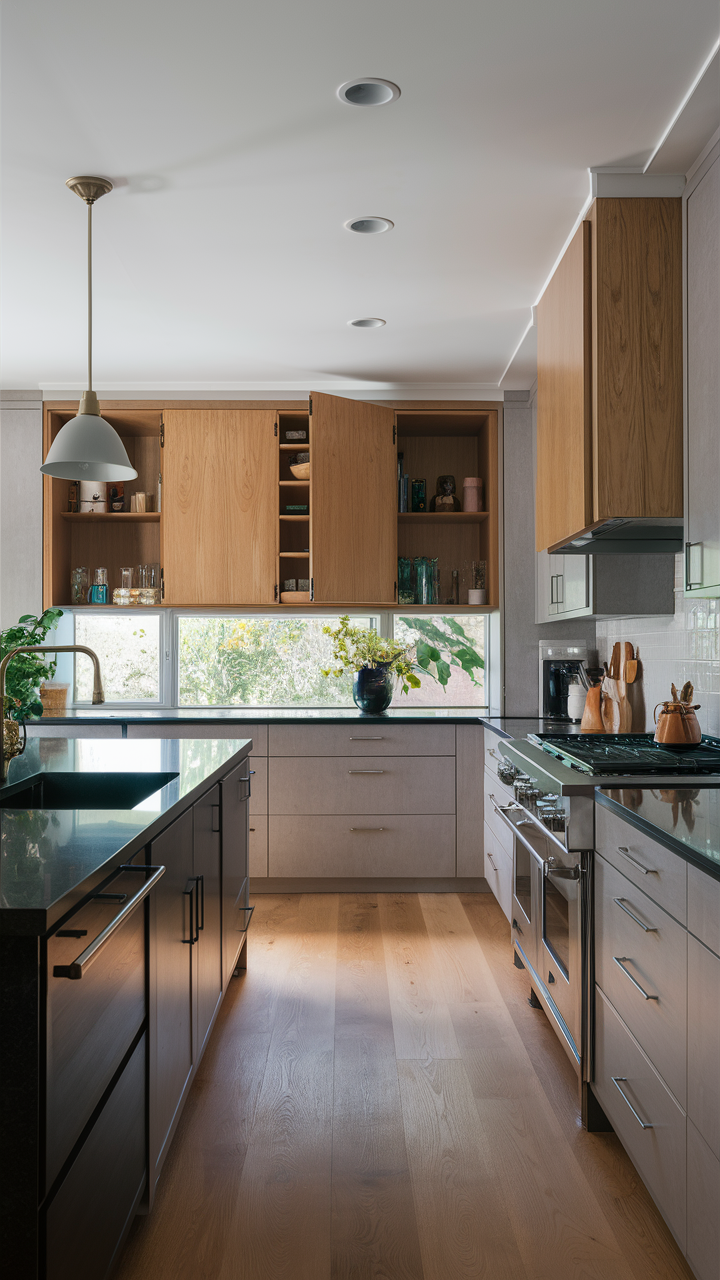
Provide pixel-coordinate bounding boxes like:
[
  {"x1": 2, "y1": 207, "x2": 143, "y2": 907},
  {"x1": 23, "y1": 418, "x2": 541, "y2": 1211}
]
[{"x1": 530, "y1": 733, "x2": 720, "y2": 776}]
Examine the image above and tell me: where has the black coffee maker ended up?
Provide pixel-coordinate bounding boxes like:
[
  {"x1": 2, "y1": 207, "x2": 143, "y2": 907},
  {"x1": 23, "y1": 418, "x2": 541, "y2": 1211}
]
[{"x1": 539, "y1": 643, "x2": 601, "y2": 722}]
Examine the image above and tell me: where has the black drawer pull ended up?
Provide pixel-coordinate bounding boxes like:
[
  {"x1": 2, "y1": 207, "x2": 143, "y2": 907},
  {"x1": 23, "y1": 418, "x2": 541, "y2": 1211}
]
[
  {"x1": 237, "y1": 904, "x2": 255, "y2": 932},
  {"x1": 56, "y1": 929, "x2": 88, "y2": 939},
  {"x1": 93, "y1": 892, "x2": 128, "y2": 903},
  {"x1": 53, "y1": 865, "x2": 166, "y2": 979}
]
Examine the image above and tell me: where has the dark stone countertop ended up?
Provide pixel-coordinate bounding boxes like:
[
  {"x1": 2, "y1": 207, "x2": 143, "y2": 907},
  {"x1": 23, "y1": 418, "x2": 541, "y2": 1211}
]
[
  {"x1": 596, "y1": 786, "x2": 720, "y2": 882},
  {"x1": 0, "y1": 736, "x2": 251, "y2": 936},
  {"x1": 26, "y1": 709, "x2": 587, "y2": 735},
  {"x1": 480, "y1": 718, "x2": 587, "y2": 740}
]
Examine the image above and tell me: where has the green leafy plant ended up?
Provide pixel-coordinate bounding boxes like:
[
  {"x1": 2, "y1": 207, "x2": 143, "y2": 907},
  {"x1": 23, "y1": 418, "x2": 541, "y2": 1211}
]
[
  {"x1": 399, "y1": 616, "x2": 484, "y2": 690},
  {"x1": 322, "y1": 617, "x2": 421, "y2": 694},
  {"x1": 1, "y1": 609, "x2": 63, "y2": 720}
]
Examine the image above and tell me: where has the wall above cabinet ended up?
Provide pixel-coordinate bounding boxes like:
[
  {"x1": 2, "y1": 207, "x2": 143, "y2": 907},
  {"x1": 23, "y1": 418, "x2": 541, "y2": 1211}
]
[{"x1": 536, "y1": 198, "x2": 684, "y2": 556}]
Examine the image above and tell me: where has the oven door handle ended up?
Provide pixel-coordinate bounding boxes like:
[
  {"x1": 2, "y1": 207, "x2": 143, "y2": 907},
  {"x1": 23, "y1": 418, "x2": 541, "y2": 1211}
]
[
  {"x1": 53, "y1": 864, "x2": 166, "y2": 979},
  {"x1": 545, "y1": 858, "x2": 581, "y2": 881},
  {"x1": 493, "y1": 804, "x2": 546, "y2": 867},
  {"x1": 491, "y1": 798, "x2": 568, "y2": 855}
]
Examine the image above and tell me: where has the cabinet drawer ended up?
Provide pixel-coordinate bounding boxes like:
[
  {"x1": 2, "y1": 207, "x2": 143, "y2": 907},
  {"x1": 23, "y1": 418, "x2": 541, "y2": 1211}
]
[
  {"x1": 268, "y1": 815, "x2": 455, "y2": 877},
  {"x1": 45, "y1": 866, "x2": 146, "y2": 1192},
  {"x1": 269, "y1": 723, "x2": 455, "y2": 757},
  {"x1": 687, "y1": 1119, "x2": 720, "y2": 1280},
  {"x1": 595, "y1": 801, "x2": 687, "y2": 923},
  {"x1": 688, "y1": 864, "x2": 720, "y2": 957},
  {"x1": 249, "y1": 815, "x2": 268, "y2": 878},
  {"x1": 127, "y1": 722, "x2": 268, "y2": 752},
  {"x1": 595, "y1": 855, "x2": 687, "y2": 1104},
  {"x1": 483, "y1": 822, "x2": 512, "y2": 922},
  {"x1": 269, "y1": 755, "x2": 455, "y2": 815},
  {"x1": 688, "y1": 933, "x2": 720, "y2": 1158},
  {"x1": 45, "y1": 1033, "x2": 146, "y2": 1280},
  {"x1": 483, "y1": 774, "x2": 515, "y2": 858},
  {"x1": 594, "y1": 989, "x2": 686, "y2": 1250}
]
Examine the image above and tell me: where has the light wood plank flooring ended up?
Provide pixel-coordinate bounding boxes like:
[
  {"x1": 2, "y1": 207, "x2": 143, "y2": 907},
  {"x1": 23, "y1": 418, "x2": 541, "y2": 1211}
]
[{"x1": 116, "y1": 893, "x2": 693, "y2": 1280}]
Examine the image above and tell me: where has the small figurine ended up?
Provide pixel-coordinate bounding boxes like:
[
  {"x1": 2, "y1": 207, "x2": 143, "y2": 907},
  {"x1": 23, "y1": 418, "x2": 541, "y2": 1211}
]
[{"x1": 429, "y1": 474, "x2": 461, "y2": 513}]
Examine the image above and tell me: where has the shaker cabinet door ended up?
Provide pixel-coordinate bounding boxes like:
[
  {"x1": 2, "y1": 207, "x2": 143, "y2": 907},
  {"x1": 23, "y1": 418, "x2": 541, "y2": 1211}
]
[
  {"x1": 162, "y1": 409, "x2": 277, "y2": 604},
  {"x1": 193, "y1": 785, "x2": 223, "y2": 1059},
  {"x1": 686, "y1": 149, "x2": 720, "y2": 595},
  {"x1": 310, "y1": 392, "x2": 397, "y2": 603}
]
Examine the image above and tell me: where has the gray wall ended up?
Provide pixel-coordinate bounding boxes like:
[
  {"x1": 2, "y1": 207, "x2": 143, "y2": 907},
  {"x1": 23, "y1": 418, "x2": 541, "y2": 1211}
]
[
  {"x1": 502, "y1": 390, "x2": 596, "y2": 716},
  {"x1": 0, "y1": 391, "x2": 43, "y2": 627}
]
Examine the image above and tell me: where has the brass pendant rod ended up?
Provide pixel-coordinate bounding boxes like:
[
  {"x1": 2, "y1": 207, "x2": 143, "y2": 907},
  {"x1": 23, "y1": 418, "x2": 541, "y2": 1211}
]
[{"x1": 87, "y1": 199, "x2": 93, "y2": 393}]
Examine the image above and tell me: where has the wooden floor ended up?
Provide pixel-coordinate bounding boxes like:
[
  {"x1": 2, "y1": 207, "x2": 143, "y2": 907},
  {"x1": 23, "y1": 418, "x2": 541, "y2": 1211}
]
[{"x1": 116, "y1": 893, "x2": 694, "y2": 1280}]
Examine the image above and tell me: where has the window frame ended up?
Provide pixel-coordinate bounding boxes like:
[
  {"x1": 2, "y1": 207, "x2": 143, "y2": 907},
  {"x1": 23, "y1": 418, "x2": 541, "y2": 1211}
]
[{"x1": 69, "y1": 608, "x2": 172, "y2": 709}]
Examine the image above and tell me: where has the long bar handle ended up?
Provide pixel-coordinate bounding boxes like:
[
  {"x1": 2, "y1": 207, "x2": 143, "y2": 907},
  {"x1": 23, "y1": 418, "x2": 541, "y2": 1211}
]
[
  {"x1": 53, "y1": 864, "x2": 166, "y2": 979},
  {"x1": 616, "y1": 846, "x2": 655, "y2": 875},
  {"x1": 348, "y1": 770, "x2": 385, "y2": 774},
  {"x1": 686, "y1": 541, "x2": 703, "y2": 591},
  {"x1": 613, "y1": 956, "x2": 659, "y2": 1001},
  {"x1": 350, "y1": 827, "x2": 386, "y2": 832},
  {"x1": 182, "y1": 879, "x2": 197, "y2": 945},
  {"x1": 349, "y1": 736, "x2": 384, "y2": 740},
  {"x1": 612, "y1": 1076, "x2": 654, "y2": 1129},
  {"x1": 613, "y1": 897, "x2": 657, "y2": 933},
  {"x1": 489, "y1": 794, "x2": 523, "y2": 814},
  {"x1": 487, "y1": 852, "x2": 498, "y2": 871}
]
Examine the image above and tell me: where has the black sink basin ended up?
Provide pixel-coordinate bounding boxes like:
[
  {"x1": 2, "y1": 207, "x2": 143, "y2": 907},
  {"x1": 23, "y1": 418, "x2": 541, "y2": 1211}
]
[{"x1": 1, "y1": 771, "x2": 179, "y2": 810}]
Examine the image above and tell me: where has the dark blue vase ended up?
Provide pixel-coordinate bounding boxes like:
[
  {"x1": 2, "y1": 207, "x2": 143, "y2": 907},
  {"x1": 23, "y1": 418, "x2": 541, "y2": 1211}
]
[{"x1": 353, "y1": 664, "x2": 394, "y2": 714}]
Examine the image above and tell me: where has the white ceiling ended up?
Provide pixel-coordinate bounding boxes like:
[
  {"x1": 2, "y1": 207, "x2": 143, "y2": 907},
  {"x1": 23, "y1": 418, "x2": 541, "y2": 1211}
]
[{"x1": 1, "y1": 0, "x2": 718, "y2": 396}]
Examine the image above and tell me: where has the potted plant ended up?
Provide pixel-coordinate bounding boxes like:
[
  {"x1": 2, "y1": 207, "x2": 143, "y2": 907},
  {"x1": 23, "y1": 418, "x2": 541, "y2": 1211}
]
[
  {"x1": 322, "y1": 615, "x2": 484, "y2": 713},
  {"x1": 2, "y1": 609, "x2": 64, "y2": 722}
]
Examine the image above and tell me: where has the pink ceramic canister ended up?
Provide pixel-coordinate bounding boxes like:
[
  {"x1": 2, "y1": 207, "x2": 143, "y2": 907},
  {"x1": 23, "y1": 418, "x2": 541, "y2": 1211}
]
[{"x1": 462, "y1": 477, "x2": 484, "y2": 512}]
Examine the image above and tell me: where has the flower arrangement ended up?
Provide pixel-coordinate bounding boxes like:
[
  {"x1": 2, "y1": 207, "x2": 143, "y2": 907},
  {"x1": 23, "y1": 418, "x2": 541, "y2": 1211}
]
[{"x1": 321, "y1": 615, "x2": 484, "y2": 697}]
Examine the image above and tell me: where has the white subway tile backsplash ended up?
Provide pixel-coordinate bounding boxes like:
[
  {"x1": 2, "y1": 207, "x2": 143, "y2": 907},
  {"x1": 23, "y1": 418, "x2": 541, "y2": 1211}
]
[{"x1": 596, "y1": 554, "x2": 720, "y2": 732}]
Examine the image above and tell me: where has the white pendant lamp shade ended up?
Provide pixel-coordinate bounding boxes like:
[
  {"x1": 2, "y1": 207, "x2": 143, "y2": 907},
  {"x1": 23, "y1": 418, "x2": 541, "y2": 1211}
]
[
  {"x1": 40, "y1": 176, "x2": 138, "y2": 483},
  {"x1": 41, "y1": 397, "x2": 138, "y2": 481}
]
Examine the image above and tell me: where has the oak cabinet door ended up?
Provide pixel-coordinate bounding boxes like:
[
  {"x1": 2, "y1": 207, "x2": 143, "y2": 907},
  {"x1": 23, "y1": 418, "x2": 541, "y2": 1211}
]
[
  {"x1": 162, "y1": 410, "x2": 277, "y2": 604},
  {"x1": 310, "y1": 392, "x2": 397, "y2": 603}
]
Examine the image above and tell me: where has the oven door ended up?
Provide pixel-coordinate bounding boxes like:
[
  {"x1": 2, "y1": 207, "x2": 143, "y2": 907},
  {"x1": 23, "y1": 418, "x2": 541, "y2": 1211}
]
[
  {"x1": 509, "y1": 816, "x2": 546, "y2": 975},
  {"x1": 541, "y1": 852, "x2": 582, "y2": 1051}
]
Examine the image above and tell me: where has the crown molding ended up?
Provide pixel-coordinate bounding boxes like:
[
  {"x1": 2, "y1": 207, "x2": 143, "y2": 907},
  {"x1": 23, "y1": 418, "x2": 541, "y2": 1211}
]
[{"x1": 36, "y1": 380, "x2": 504, "y2": 402}]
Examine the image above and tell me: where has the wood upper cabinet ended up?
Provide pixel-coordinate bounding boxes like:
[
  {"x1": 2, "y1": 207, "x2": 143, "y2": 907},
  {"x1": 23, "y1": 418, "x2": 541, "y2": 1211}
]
[
  {"x1": 162, "y1": 409, "x2": 277, "y2": 604},
  {"x1": 536, "y1": 198, "x2": 683, "y2": 552},
  {"x1": 310, "y1": 392, "x2": 397, "y2": 603}
]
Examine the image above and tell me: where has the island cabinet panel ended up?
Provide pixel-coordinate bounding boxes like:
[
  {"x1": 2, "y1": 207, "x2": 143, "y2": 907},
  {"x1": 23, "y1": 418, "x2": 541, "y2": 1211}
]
[
  {"x1": 220, "y1": 758, "x2": 251, "y2": 984},
  {"x1": 44, "y1": 1033, "x2": 146, "y2": 1280},
  {"x1": 149, "y1": 808, "x2": 195, "y2": 1187},
  {"x1": 162, "y1": 409, "x2": 277, "y2": 605},
  {"x1": 687, "y1": 1119, "x2": 720, "y2": 1280},
  {"x1": 310, "y1": 391, "x2": 397, "y2": 603},
  {"x1": 192, "y1": 786, "x2": 223, "y2": 1060}
]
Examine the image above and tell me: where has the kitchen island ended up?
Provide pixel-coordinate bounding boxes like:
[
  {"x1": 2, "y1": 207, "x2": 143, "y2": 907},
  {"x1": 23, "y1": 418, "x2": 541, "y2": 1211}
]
[{"x1": 0, "y1": 733, "x2": 252, "y2": 1280}]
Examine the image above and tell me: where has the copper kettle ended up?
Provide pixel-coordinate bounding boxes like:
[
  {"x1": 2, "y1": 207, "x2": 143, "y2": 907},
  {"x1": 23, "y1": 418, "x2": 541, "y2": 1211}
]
[{"x1": 654, "y1": 682, "x2": 701, "y2": 748}]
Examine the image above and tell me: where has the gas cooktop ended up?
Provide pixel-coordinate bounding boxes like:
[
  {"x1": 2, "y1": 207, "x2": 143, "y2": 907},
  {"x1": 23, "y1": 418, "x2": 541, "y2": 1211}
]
[{"x1": 528, "y1": 733, "x2": 720, "y2": 777}]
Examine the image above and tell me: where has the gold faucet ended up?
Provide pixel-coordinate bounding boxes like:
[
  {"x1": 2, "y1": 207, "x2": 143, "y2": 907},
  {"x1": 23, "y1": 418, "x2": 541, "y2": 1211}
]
[{"x1": 1, "y1": 645, "x2": 105, "y2": 785}]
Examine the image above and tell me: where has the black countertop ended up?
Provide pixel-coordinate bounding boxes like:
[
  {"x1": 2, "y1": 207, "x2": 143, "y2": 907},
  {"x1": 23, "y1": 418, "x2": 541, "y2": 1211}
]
[
  {"x1": 597, "y1": 786, "x2": 720, "y2": 883},
  {"x1": 27, "y1": 708, "x2": 587, "y2": 736},
  {"x1": 0, "y1": 736, "x2": 251, "y2": 936}
]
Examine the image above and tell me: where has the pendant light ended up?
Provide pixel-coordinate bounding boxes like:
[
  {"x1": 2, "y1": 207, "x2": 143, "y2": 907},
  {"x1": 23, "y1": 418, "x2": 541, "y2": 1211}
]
[{"x1": 40, "y1": 176, "x2": 138, "y2": 481}]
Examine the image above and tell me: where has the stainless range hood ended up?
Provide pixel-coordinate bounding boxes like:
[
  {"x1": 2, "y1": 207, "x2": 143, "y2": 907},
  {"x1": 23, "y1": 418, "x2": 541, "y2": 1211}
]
[{"x1": 550, "y1": 517, "x2": 684, "y2": 556}]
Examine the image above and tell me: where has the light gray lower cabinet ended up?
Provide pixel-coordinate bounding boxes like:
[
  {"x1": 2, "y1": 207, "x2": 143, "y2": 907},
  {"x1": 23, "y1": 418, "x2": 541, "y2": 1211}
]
[
  {"x1": 535, "y1": 551, "x2": 674, "y2": 622},
  {"x1": 685, "y1": 141, "x2": 720, "y2": 598},
  {"x1": 594, "y1": 810, "x2": 720, "y2": 1275}
]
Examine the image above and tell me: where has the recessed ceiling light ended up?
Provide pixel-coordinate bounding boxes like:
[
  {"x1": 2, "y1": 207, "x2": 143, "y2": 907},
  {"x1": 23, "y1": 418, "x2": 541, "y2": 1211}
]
[
  {"x1": 337, "y1": 78, "x2": 400, "y2": 107},
  {"x1": 345, "y1": 217, "x2": 394, "y2": 234},
  {"x1": 348, "y1": 317, "x2": 386, "y2": 328}
]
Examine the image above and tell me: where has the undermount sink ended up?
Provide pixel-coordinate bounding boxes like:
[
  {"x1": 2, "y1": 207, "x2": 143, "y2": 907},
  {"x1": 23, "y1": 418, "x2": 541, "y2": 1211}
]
[{"x1": 1, "y1": 771, "x2": 179, "y2": 810}]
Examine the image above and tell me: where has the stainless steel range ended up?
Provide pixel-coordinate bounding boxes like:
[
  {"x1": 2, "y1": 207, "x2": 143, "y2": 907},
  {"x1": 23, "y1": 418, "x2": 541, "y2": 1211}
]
[{"x1": 493, "y1": 732, "x2": 720, "y2": 1126}]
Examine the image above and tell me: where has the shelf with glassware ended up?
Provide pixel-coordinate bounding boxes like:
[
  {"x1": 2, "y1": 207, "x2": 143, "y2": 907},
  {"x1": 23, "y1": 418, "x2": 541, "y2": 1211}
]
[
  {"x1": 395, "y1": 410, "x2": 498, "y2": 607},
  {"x1": 43, "y1": 405, "x2": 164, "y2": 609},
  {"x1": 276, "y1": 412, "x2": 311, "y2": 604}
]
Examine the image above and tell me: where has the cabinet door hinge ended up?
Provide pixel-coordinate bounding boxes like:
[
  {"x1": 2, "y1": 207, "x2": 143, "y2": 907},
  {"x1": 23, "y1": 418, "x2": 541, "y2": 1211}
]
[
  {"x1": 161, "y1": 568, "x2": 165, "y2": 600},
  {"x1": 274, "y1": 421, "x2": 278, "y2": 437},
  {"x1": 308, "y1": 396, "x2": 313, "y2": 416},
  {"x1": 274, "y1": 583, "x2": 279, "y2": 601},
  {"x1": 160, "y1": 416, "x2": 165, "y2": 448},
  {"x1": 310, "y1": 577, "x2": 314, "y2": 601}
]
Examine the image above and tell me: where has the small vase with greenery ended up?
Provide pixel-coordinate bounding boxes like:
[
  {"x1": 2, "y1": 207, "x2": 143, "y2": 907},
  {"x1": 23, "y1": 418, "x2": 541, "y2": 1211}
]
[
  {"x1": 322, "y1": 615, "x2": 484, "y2": 713},
  {"x1": 2, "y1": 609, "x2": 64, "y2": 721}
]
